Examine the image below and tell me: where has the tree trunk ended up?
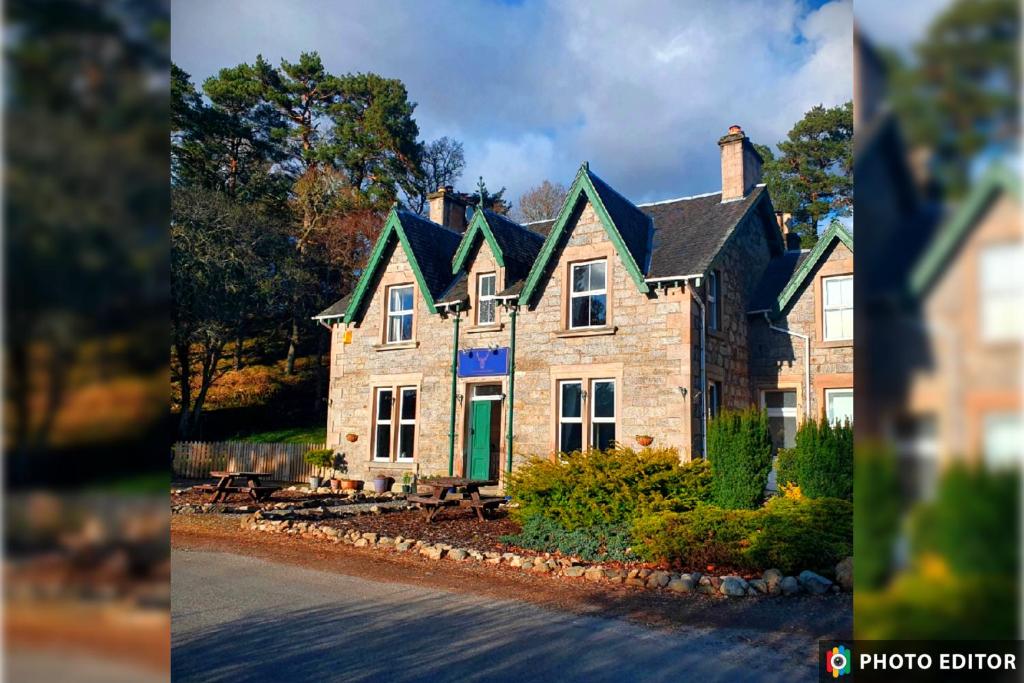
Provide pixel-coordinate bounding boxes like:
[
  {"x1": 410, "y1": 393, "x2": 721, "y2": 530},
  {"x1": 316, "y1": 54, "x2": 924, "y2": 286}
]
[{"x1": 286, "y1": 316, "x2": 299, "y2": 375}]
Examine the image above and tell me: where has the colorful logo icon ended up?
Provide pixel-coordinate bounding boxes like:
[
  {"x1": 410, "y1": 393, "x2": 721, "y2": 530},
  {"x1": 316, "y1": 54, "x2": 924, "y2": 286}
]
[{"x1": 826, "y1": 645, "x2": 851, "y2": 678}]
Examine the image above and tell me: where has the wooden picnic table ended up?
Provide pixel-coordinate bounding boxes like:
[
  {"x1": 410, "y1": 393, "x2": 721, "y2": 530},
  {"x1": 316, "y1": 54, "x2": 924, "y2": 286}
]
[
  {"x1": 193, "y1": 471, "x2": 280, "y2": 503},
  {"x1": 407, "y1": 477, "x2": 503, "y2": 522}
]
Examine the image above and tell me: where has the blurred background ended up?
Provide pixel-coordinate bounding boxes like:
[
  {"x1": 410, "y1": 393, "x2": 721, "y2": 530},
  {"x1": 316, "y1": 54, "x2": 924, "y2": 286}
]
[
  {"x1": 5, "y1": 0, "x2": 170, "y2": 681},
  {"x1": 2, "y1": 0, "x2": 1022, "y2": 680},
  {"x1": 854, "y1": 0, "x2": 1022, "y2": 639}
]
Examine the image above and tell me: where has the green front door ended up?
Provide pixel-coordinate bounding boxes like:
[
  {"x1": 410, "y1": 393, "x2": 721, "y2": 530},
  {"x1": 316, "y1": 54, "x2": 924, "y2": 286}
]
[{"x1": 469, "y1": 401, "x2": 492, "y2": 480}]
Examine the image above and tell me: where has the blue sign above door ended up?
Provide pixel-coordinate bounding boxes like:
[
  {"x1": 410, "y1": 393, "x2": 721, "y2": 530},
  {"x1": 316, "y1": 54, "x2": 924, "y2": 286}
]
[{"x1": 458, "y1": 347, "x2": 509, "y2": 377}]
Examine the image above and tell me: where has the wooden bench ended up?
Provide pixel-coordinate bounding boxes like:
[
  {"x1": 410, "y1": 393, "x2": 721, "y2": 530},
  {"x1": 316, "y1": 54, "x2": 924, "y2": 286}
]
[
  {"x1": 249, "y1": 485, "x2": 281, "y2": 502},
  {"x1": 459, "y1": 496, "x2": 505, "y2": 521},
  {"x1": 408, "y1": 494, "x2": 460, "y2": 522}
]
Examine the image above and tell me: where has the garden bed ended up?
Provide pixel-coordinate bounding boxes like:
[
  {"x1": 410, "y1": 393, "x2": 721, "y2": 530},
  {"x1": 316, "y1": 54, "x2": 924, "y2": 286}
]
[{"x1": 321, "y1": 507, "x2": 520, "y2": 550}]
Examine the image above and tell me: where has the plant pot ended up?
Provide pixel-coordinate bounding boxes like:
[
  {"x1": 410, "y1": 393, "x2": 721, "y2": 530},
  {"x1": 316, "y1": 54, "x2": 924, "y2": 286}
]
[
  {"x1": 635, "y1": 435, "x2": 654, "y2": 447},
  {"x1": 308, "y1": 476, "x2": 322, "y2": 490},
  {"x1": 345, "y1": 433, "x2": 358, "y2": 443},
  {"x1": 329, "y1": 478, "x2": 343, "y2": 492},
  {"x1": 401, "y1": 484, "x2": 412, "y2": 493},
  {"x1": 372, "y1": 476, "x2": 389, "y2": 494},
  {"x1": 341, "y1": 479, "x2": 360, "y2": 491}
]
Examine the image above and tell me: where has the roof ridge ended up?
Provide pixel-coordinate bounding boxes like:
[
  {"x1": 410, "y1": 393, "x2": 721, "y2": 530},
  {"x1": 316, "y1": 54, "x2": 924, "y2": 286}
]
[{"x1": 637, "y1": 190, "x2": 722, "y2": 206}]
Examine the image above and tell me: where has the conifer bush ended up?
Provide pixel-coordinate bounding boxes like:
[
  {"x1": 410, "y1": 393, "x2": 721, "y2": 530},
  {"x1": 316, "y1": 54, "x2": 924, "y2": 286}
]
[
  {"x1": 706, "y1": 408, "x2": 774, "y2": 509},
  {"x1": 792, "y1": 416, "x2": 853, "y2": 500}
]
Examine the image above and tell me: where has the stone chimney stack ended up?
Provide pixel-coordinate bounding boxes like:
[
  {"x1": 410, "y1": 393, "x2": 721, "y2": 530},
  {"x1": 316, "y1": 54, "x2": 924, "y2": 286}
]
[
  {"x1": 718, "y1": 124, "x2": 763, "y2": 201},
  {"x1": 427, "y1": 185, "x2": 469, "y2": 232},
  {"x1": 776, "y1": 211, "x2": 801, "y2": 251}
]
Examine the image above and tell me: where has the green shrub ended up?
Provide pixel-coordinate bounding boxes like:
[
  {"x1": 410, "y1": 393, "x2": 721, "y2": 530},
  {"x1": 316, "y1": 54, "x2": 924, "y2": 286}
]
[
  {"x1": 746, "y1": 496, "x2": 852, "y2": 574},
  {"x1": 775, "y1": 448, "x2": 798, "y2": 488},
  {"x1": 706, "y1": 408, "x2": 773, "y2": 509},
  {"x1": 854, "y1": 443, "x2": 901, "y2": 589},
  {"x1": 501, "y1": 516, "x2": 634, "y2": 562},
  {"x1": 304, "y1": 448, "x2": 334, "y2": 469},
  {"x1": 792, "y1": 416, "x2": 853, "y2": 500},
  {"x1": 506, "y1": 447, "x2": 712, "y2": 529},
  {"x1": 632, "y1": 505, "x2": 761, "y2": 567},
  {"x1": 632, "y1": 497, "x2": 852, "y2": 573}
]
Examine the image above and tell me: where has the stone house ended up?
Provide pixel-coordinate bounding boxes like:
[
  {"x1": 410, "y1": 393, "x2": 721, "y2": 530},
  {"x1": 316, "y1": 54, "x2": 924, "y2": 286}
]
[{"x1": 315, "y1": 126, "x2": 855, "y2": 488}]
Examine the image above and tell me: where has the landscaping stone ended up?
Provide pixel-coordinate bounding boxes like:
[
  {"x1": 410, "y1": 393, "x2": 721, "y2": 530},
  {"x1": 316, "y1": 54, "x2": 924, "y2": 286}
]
[
  {"x1": 531, "y1": 562, "x2": 550, "y2": 573},
  {"x1": 763, "y1": 569, "x2": 783, "y2": 595},
  {"x1": 563, "y1": 566, "x2": 586, "y2": 578},
  {"x1": 420, "y1": 546, "x2": 446, "y2": 560},
  {"x1": 780, "y1": 576, "x2": 801, "y2": 595},
  {"x1": 509, "y1": 555, "x2": 524, "y2": 568},
  {"x1": 709, "y1": 576, "x2": 722, "y2": 591},
  {"x1": 835, "y1": 557, "x2": 853, "y2": 592},
  {"x1": 394, "y1": 541, "x2": 413, "y2": 552},
  {"x1": 798, "y1": 570, "x2": 833, "y2": 595},
  {"x1": 584, "y1": 568, "x2": 605, "y2": 582},
  {"x1": 360, "y1": 532, "x2": 378, "y2": 544},
  {"x1": 667, "y1": 576, "x2": 694, "y2": 593},
  {"x1": 625, "y1": 577, "x2": 646, "y2": 588},
  {"x1": 720, "y1": 576, "x2": 749, "y2": 597},
  {"x1": 448, "y1": 549, "x2": 468, "y2": 561},
  {"x1": 520, "y1": 560, "x2": 534, "y2": 570},
  {"x1": 749, "y1": 579, "x2": 768, "y2": 594},
  {"x1": 647, "y1": 570, "x2": 671, "y2": 589},
  {"x1": 354, "y1": 538, "x2": 369, "y2": 548}
]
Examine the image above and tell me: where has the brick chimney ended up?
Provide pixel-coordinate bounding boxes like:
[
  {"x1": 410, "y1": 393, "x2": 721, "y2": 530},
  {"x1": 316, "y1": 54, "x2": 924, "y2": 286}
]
[
  {"x1": 427, "y1": 186, "x2": 469, "y2": 232},
  {"x1": 718, "y1": 124, "x2": 763, "y2": 201},
  {"x1": 775, "y1": 211, "x2": 801, "y2": 251}
]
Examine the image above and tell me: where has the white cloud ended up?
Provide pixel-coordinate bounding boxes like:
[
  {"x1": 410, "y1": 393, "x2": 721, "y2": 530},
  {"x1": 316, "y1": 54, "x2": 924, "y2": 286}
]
[{"x1": 172, "y1": 0, "x2": 853, "y2": 204}]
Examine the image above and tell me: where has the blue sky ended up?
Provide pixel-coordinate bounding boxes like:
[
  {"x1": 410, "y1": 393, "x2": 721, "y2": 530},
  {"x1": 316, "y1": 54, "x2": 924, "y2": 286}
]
[{"x1": 172, "y1": 0, "x2": 853, "y2": 206}]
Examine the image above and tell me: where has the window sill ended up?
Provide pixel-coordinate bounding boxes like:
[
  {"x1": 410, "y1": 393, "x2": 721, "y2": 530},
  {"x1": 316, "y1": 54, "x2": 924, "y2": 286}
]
[
  {"x1": 555, "y1": 326, "x2": 617, "y2": 339},
  {"x1": 373, "y1": 340, "x2": 419, "y2": 351},
  {"x1": 818, "y1": 338, "x2": 853, "y2": 349},
  {"x1": 466, "y1": 323, "x2": 504, "y2": 334},
  {"x1": 368, "y1": 461, "x2": 417, "y2": 472}
]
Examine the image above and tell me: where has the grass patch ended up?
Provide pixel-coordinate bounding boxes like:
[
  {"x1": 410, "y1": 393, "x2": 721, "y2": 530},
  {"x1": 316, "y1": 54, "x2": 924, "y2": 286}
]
[{"x1": 236, "y1": 425, "x2": 326, "y2": 444}]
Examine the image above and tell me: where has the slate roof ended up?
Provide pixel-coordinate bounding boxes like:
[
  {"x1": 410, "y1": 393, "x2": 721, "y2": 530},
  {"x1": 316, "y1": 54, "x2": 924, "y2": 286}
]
[
  {"x1": 747, "y1": 251, "x2": 809, "y2": 312},
  {"x1": 315, "y1": 294, "x2": 351, "y2": 320},
  {"x1": 435, "y1": 273, "x2": 469, "y2": 306},
  {"x1": 483, "y1": 209, "x2": 546, "y2": 286},
  {"x1": 394, "y1": 210, "x2": 464, "y2": 301},
  {"x1": 642, "y1": 186, "x2": 772, "y2": 278},
  {"x1": 588, "y1": 170, "x2": 655, "y2": 272}
]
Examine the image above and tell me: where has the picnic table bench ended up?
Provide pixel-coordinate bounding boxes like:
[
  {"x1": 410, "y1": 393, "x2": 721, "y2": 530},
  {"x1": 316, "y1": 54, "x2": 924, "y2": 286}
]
[
  {"x1": 409, "y1": 477, "x2": 502, "y2": 522},
  {"x1": 194, "y1": 471, "x2": 281, "y2": 503}
]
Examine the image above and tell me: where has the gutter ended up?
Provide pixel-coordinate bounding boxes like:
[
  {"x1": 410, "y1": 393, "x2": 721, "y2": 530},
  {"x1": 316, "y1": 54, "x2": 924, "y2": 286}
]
[
  {"x1": 448, "y1": 304, "x2": 462, "y2": 476},
  {"x1": 763, "y1": 312, "x2": 811, "y2": 420},
  {"x1": 689, "y1": 286, "x2": 708, "y2": 458}
]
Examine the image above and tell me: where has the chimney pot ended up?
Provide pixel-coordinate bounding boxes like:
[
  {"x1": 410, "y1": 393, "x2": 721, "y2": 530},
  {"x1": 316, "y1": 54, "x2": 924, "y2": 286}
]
[{"x1": 728, "y1": 124, "x2": 742, "y2": 135}]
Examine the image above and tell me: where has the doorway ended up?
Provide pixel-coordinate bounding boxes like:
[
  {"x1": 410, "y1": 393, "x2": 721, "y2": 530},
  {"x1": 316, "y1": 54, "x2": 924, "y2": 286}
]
[
  {"x1": 762, "y1": 389, "x2": 797, "y2": 492},
  {"x1": 467, "y1": 384, "x2": 502, "y2": 480}
]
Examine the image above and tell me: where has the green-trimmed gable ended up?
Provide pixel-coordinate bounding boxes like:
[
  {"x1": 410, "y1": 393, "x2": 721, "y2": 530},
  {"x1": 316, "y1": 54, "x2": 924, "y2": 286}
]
[
  {"x1": 452, "y1": 209, "x2": 505, "y2": 274},
  {"x1": 519, "y1": 162, "x2": 651, "y2": 305},
  {"x1": 910, "y1": 163, "x2": 1020, "y2": 297},
  {"x1": 343, "y1": 209, "x2": 444, "y2": 322},
  {"x1": 774, "y1": 221, "x2": 854, "y2": 314}
]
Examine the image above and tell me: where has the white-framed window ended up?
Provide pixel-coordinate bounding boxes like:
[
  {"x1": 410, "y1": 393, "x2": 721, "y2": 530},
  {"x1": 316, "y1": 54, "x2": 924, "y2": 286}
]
[
  {"x1": 569, "y1": 260, "x2": 607, "y2": 329},
  {"x1": 825, "y1": 388, "x2": 854, "y2": 425},
  {"x1": 372, "y1": 388, "x2": 394, "y2": 460},
  {"x1": 477, "y1": 273, "x2": 497, "y2": 325},
  {"x1": 386, "y1": 284, "x2": 414, "y2": 343},
  {"x1": 983, "y1": 412, "x2": 1022, "y2": 469},
  {"x1": 980, "y1": 243, "x2": 1023, "y2": 343},
  {"x1": 590, "y1": 379, "x2": 616, "y2": 450},
  {"x1": 396, "y1": 387, "x2": 417, "y2": 460},
  {"x1": 823, "y1": 275, "x2": 853, "y2": 341},
  {"x1": 763, "y1": 390, "x2": 797, "y2": 449},
  {"x1": 707, "y1": 381, "x2": 722, "y2": 419},
  {"x1": 708, "y1": 270, "x2": 721, "y2": 331},
  {"x1": 558, "y1": 380, "x2": 583, "y2": 453}
]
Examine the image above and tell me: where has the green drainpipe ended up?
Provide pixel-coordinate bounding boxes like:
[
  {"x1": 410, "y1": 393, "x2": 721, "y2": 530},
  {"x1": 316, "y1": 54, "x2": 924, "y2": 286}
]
[
  {"x1": 448, "y1": 306, "x2": 461, "y2": 476},
  {"x1": 506, "y1": 304, "x2": 517, "y2": 473}
]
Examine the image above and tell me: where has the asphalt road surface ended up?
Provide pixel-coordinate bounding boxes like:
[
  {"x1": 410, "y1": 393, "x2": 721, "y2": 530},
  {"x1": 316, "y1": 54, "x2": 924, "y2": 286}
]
[{"x1": 172, "y1": 549, "x2": 825, "y2": 682}]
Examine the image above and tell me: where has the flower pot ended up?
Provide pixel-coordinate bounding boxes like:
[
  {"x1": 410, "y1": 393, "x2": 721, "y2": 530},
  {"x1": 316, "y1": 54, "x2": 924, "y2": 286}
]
[
  {"x1": 401, "y1": 484, "x2": 412, "y2": 493},
  {"x1": 341, "y1": 479, "x2": 360, "y2": 491},
  {"x1": 372, "y1": 476, "x2": 389, "y2": 494},
  {"x1": 635, "y1": 435, "x2": 654, "y2": 447},
  {"x1": 308, "y1": 476, "x2": 322, "y2": 490},
  {"x1": 345, "y1": 433, "x2": 358, "y2": 443},
  {"x1": 329, "y1": 478, "x2": 343, "y2": 492}
]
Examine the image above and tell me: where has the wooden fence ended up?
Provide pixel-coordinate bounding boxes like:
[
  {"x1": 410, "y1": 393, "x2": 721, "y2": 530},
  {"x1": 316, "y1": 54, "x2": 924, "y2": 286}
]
[{"x1": 172, "y1": 441, "x2": 327, "y2": 482}]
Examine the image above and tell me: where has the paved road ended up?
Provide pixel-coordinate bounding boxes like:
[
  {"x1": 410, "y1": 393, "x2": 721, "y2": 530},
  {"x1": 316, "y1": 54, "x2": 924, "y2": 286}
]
[{"x1": 172, "y1": 549, "x2": 822, "y2": 682}]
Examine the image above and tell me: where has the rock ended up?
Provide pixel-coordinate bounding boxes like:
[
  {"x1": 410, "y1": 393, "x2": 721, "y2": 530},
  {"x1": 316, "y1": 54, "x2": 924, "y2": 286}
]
[
  {"x1": 448, "y1": 549, "x2": 468, "y2": 561},
  {"x1": 421, "y1": 546, "x2": 446, "y2": 560},
  {"x1": 638, "y1": 568, "x2": 653, "y2": 579},
  {"x1": 531, "y1": 562, "x2": 550, "y2": 573},
  {"x1": 354, "y1": 538, "x2": 369, "y2": 547},
  {"x1": 647, "y1": 570, "x2": 671, "y2": 588},
  {"x1": 520, "y1": 560, "x2": 534, "y2": 570},
  {"x1": 361, "y1": 532, "x2": 378, "y2": 544},
  {"x1": 377, "y1": 536, "x2": 393, "y2": 546},
  {"x1": 780, "y1": 576, "x2": 801, "y2": 595},
  {"x1": 749, "y1": 579, "x2": 768, "y2": 594},
  {"x1": 720, "y1": 576, "x2": 749, "y2": 597},
  {"x1": 395, "y1": 541, "x2": 413, "y2": 552},
  {"x1": 625, "y1": 577, "x2": 647, "y2": 588},
  {"x1": 709, "y1": 576, "x2": 722, "y2": 591},
  {"x1": 509, "y1": 555, "x2": 524, "y2": 568},
  {"x1": 835, "y1": 557, "x2": 853, "y2": 591},
  {"x1": 584, "y1": 568, "x2": 605, "y2": 582},
  {"x1": 667, "y1": 576, "x2": 694, "y2": 593},
  {"x1": 798, "y1": 570, "x2": 833, "y2": 595},
  {"x1": 627, "y1": 569, "x2": 640, "y2": 579},
  {"x1": 369, "y1": 505, "x2": 381, "y2": 514},
  {"x1": 563, "y1": 566, "x2": 586, "y2": 578}
]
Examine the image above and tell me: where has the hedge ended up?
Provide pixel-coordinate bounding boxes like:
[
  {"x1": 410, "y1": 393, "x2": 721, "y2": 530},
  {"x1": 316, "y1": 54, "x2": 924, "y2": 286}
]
[
  {"x1": 706, "y1": 408, "x2": 773, "y2": 509},
  {"x1": 792, "y1": 416, "x2": 853, "y2": 500}
]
